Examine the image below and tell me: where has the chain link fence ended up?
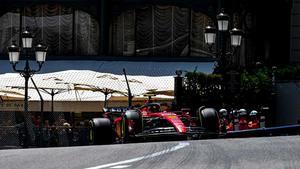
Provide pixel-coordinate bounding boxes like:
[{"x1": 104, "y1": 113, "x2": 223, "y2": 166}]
[
  {"x1": 0, "y1": 111, "x2": 92, "y2": 149},
  {"x1": 0, "y1": 112, "x2": 19, "y2": 149},
  {"x1": 0, "y1": 60, "x2": 216, "y2": 149}
]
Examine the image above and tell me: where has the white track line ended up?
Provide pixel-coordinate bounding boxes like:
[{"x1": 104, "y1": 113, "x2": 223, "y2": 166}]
[
  {"x1": 110, "y1": 165, "x2": 131, "y2": 169},
  {"x1": 84, "y1": 142, "x2": 190, "y2": 169}
]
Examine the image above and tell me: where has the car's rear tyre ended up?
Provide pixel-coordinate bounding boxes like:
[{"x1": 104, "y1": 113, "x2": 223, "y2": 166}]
[
  {"x1": 126, "y1": 110, "x2": 142, "y2": 132},
  {"x1": 90, "y1": 118, "x2": 113, "y2": 144},
  {"x1": 198, "y1": 107, "x2": 220, "y2": 133},
  {"x1": 120, "y1": 110, "x2": 142, "y2": 143}
]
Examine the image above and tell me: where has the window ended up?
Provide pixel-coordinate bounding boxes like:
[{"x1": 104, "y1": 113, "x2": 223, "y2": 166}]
[
  {"x1": 0, "y1": 4, "x2": 100, "y2": 57},
  {"x1": 110, "y1": 5, "x2": 212, "y2": 57}
]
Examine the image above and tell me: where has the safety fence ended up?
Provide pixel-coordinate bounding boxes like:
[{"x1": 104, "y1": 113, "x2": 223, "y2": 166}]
[
  {"x1": 1, "y1": 115, "x2": 300, "y2": 149},
  {"x1": 0, "y1": 112, "x2": 18, "y2": 149},
  {"x1": 0, "y1": 111, "x2": 93, "y2": 149},
  {"x1": 31, "y1": 125, "x2": 91, "y2": 147},
  {"x1": 0, "y1": 125, "x2": 92, "y2": 148},
  {"x1": 0, "y1": 126, "x2": 19, "y2": 148}
]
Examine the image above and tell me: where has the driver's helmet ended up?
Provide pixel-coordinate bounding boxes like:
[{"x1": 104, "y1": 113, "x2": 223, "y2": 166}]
[
  {"x1": 219, "y1": 109, "x2": 228, "y2": 117},
  {"x1": 230, "y1": 110, "x2": 235, "y2": 115},
  {"x1": 238, "y1": 109, "x2": 247, "y2": 116},
  {"x1": 249, "y1": 110, "x2": 258, "y2": 116},
  {"x1": 149, "y1": 104, "x2": 160, "y2": 112}
]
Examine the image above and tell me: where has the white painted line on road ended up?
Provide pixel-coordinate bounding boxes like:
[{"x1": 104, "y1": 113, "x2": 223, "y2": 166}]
[
  {"x1": 84, "y1": 142, "x2": 190, "y2": 169},
  {"x1": 110, "y1": 165, "x2": 131, "y2": 168}
]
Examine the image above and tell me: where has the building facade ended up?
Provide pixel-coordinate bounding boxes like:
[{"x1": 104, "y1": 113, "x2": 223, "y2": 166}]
[{"x1": 0, "y1": 0, "x2": 292, "y2": 66}]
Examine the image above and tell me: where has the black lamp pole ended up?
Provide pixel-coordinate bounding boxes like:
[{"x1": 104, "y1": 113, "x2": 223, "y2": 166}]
[
  {"x1": 8, "y1": 29, "x2": 47, "y2": 148},
  {"x1": 204, "y1": 9, "x2": 243, "y2": 104},
  {"x1": 174, "y1": 70, "x2": 183, "y2": 109}
]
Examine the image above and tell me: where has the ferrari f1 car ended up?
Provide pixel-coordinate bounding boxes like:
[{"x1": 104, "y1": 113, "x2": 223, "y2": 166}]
[{"x1": 89, "y1": 103, "x2": 220, "y2": 144}]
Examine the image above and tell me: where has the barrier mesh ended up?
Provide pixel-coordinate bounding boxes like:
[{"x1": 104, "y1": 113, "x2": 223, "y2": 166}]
[
  {"x1": 0, "y1": 62, "x2": 202, "y2": 149},
  {"x1": 0, "y1": 111, "x2": 92, "y2": 148},
  {"x1": 0, "y1": 112, "x2": 19, "y2": 148}
]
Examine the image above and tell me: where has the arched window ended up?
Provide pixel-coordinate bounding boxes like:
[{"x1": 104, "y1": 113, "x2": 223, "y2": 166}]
[{"x1": 0, "y1": 4, "x2": 100, "y2": 57}]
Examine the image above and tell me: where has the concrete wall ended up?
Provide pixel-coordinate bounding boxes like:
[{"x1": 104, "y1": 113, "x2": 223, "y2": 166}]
[{"x1": 275, "y1": 82, "x2": 300, "y2": 125}]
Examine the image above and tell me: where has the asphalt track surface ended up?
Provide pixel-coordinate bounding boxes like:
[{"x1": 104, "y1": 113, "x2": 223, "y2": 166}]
[{"x1": 1, "y1": 136, "x2": 300, "y2": 169}]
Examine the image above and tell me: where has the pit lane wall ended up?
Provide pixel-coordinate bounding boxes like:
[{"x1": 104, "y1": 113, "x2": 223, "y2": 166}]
[{"x1": 275, "y1": 82, "x2": 300, "y2": 125}]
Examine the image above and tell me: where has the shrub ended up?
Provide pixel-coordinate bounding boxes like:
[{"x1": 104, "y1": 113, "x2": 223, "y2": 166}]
[
  {"x1": 239, "y1": 68, "x2": 272, "y2": 107},
  {"x1": 183, "y1": 71, "x2": 223, "y2": 111}
]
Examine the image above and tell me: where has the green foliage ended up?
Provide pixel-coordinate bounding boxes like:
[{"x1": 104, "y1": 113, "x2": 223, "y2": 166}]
[
  {"x1": 275, "y1": 65, "x2": 300, "y2": 80},
  {"x1": 240, "y1": 68, "x2": 272, "y2": 95},
  {"x1": 239, "y1": 68, "x2": 272, "y2": 107},
  {"x1": 182, "y1": 67, "x2": 273, "y2": 110},
  {"x1": 183, "y1": 71, "x2": 223, "y2": 111}
]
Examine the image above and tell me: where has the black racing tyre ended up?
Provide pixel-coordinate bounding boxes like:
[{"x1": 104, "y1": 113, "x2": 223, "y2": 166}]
[
  {"x1": 125, "y1": 109, "x2": 141, "y2": 121},
  {"x1": 119, "y1": 110, "x2": 142, "y2": 143},
  {"x1": 198, "y1": 108, "x2": 220, "y2": 133},
  {"x1": 125, "y1": 109, "x2": 142, "y2": 133},
  {"x1": 90, "y1": 118, "x2": 113, "y2": 144}
]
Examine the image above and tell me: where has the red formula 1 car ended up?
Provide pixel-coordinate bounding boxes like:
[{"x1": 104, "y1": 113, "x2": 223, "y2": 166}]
[{"x1": 90, "y1": 103, "x2": 220, "y2": 144}]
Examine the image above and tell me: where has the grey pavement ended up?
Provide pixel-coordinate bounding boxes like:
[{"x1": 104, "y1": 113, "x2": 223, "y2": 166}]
[{"x1": 0, "y1": 136, "x2": 300, "y2": 169}]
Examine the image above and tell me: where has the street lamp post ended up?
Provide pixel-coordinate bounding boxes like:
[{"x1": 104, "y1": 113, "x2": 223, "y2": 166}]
[
  {"x1": 204, "y1": 9, "x2": 243, "y2": 104},
  {"x1": 8, "y1": 30, "x2": 47, "y2": 147}
]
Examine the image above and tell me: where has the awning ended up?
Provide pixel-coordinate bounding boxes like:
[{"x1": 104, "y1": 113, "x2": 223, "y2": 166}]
[
  {"x1": 0, "y1": 60, "x2": 215, "y2": 102},
  {"x1": 0, "y1": 89, "x2": 25, "y2": 101},
  {"x1": 0, "y1": 70, "x2": 174, "y2": 101}
]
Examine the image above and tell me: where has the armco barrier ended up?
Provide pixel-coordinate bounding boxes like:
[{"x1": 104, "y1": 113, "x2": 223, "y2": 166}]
[{"x1": 224, "y1": 124, "x2": 300, "y2": 138}]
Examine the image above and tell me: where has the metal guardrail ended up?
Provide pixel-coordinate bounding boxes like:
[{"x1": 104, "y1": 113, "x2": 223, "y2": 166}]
[{"x1": 224, "y1": 124, "x2": 300, "y2": 138}]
